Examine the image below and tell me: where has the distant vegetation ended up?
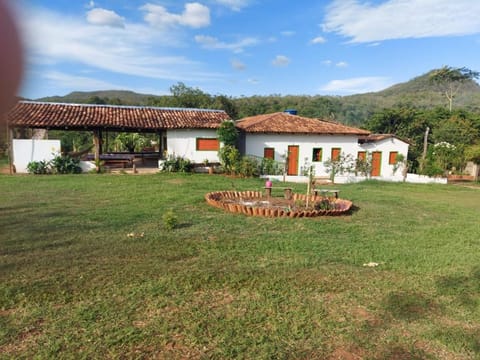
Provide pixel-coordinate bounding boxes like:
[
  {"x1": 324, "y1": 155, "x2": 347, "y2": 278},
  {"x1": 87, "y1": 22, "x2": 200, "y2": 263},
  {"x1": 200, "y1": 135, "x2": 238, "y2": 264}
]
[
  {"x1": 7, "y1": 68, "x2": 479, "y2": 174},
  {"x1": 35, "y1": 69, "x2": 480, "y2": 125}
]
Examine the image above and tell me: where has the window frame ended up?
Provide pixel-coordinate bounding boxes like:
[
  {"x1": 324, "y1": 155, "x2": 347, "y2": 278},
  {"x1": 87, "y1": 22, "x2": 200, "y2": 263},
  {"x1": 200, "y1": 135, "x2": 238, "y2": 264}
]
[
  {"x1": 331, "y1": 147, "x2": 341, "y2": 161},
  {"x1": 312, "y1": 148, "x2": 323, "y2": 162},
  {"x1": 264, "y1": 147, "x2": 275, "y2": 160},
  {"x1": 389, "y1": 151, "x2": 398, "y2": 165}
]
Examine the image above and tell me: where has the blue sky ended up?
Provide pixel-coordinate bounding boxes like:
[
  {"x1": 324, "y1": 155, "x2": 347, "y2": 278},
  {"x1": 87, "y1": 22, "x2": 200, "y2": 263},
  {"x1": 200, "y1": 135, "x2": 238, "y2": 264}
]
[{"x1": 14, "y1": 0, "x2": 480, "y2": 99}]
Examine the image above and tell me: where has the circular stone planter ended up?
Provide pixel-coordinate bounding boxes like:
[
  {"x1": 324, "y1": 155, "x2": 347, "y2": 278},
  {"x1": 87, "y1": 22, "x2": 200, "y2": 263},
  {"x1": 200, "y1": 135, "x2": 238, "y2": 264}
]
[{"x1": 205, "y1": 191, "x2": 352, "y2": 217}]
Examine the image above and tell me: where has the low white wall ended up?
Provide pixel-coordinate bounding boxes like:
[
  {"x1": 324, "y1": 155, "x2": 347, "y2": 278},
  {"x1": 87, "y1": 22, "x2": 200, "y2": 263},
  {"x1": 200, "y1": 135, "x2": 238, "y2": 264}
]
[
  {"x1": 263, "y1": 173, "x2": 448, "y2": 185},
  {"x1": 12, "y1": 139, "x2": 61, "y2": 173}
]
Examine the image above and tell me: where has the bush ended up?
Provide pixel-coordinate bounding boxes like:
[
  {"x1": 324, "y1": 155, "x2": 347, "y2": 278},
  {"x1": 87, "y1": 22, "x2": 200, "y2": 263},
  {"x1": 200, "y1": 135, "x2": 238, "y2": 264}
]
[
  {"x1": 162, "y1": 210, "x2": 178, "y2": 231},
  {"x1": 27, "y1": 154, "x2": 82, "y2": 175},
  {"x1": 162, "y1": 155, "x2": 193, "y2": 173},
  {"x1": 260, "y1": 158, "x2": 283, "y2": 175},
  {"x1": 50, "y1": 154, "x2": 82, "y2": 174},
  {"x1": 218, "y1": 145, "x2": 240, "y2": 174},
  {"x1": 27, "y1": 160, "x2": 50, "y2": 174},
  {"x1": 238, "y1": 156, "x2": 259, "y2": 177}
]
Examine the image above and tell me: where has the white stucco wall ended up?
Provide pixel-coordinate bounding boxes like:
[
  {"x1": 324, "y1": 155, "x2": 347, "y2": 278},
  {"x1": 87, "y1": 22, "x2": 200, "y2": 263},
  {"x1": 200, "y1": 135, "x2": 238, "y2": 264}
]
[
  {"x1": 12, "y1": 139, "x2": 61, "y2": 173},
  {"x1": 166, "y1": 129, "x2": 220, "y2": 163},
  {"x1": 245, "y1": 133, "x2": 363, "y2": 176},
  {"x1": 245, "y1": 133, "x2": 410, "y2": 180},
  {"x1": 359, "y1": 137, "x2": 409, "y2": 179}
]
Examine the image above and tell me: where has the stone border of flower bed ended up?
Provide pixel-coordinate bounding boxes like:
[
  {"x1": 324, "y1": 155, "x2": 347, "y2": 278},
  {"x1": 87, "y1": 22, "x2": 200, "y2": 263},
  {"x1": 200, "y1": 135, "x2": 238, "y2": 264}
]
[{"x1": 205, "y1": 191, "x2": 353, "y2": 217}]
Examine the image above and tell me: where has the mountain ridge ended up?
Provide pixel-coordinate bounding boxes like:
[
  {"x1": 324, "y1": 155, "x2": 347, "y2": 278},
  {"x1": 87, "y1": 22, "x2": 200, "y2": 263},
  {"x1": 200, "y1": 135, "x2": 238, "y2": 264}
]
[{"x1": 34, "y1": 69, "x2": 480, "y2": 125}]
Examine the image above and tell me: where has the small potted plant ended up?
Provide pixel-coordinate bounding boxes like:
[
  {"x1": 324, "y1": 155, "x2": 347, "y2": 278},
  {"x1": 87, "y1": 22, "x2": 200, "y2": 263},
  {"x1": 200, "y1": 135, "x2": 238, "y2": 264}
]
[{"x1": 203, "y1": 158, "x2": 214, "y2": 174}]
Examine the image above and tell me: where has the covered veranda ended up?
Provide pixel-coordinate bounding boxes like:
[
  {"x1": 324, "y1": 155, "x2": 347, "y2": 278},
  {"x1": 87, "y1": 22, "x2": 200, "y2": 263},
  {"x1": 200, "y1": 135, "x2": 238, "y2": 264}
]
[{"x1": 6, "y1": 101, "x2": 230, "y2": 172}]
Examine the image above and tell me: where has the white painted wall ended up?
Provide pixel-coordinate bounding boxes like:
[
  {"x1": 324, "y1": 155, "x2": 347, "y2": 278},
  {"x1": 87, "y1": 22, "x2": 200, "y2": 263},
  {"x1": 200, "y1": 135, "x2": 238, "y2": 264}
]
[
  {"x1": 359, "y1": 137, "x2": 409, "y2": 179},
  {"x1": 245, "y1": 133, "x2": 410, "y2": 180},
  {"x1": 244, "y1": 133, "x2": 361, "y2": 176},
  {"x1": 166, "y1": 129, "x2": 220, "y2": 163},
  {"x1": 12, "y1": 139, "x2": 61, "y2": 173}
]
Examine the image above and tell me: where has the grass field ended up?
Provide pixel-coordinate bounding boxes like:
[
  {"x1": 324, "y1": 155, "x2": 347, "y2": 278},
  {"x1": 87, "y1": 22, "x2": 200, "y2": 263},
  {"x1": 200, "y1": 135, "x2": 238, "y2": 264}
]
[{"x1": 1, "y1": 173, "x2": 479, "y2": 359}]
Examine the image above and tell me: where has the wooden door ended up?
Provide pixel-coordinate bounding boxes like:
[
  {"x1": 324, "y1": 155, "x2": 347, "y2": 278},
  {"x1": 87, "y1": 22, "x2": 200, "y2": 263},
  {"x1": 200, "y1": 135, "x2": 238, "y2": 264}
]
[
  {"x1": 331, "y1": 148, "x2": 341, "y2": 161},
  {"x1": 287, "y1": 145, "x2": 299, "y2": 175},
  {"x1": 371, "y1": 151, "x2": 382, "y2": 176}
]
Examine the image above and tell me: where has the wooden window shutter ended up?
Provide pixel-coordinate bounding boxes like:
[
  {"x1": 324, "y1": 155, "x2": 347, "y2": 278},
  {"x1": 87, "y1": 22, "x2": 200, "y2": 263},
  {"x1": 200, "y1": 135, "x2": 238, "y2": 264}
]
[
  {"x1": 331, "y1": 148, "x2": 341, "y2": 161},
  {"x1": 264, "y1": 148, "x2": 275, "y2": 159},
  {"x1": 196, "y1": 138, "x2": 219, "y2": 151},
  {"x1": 389, "y1": 151, "x2": 398, "y2": 165}
]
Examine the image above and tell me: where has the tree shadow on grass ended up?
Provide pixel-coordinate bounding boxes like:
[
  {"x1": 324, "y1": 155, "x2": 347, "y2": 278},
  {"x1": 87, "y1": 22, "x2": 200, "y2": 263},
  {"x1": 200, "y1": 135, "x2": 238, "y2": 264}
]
[
  {"x1": 382, "y1": 290, "x2": 440, "y2": 321},
  {"x1": 435, "y1": 266, "x2": 480, "y2": 310},
  {"x1": 348, "y1": 204, "x2": 361, "y2": 215}
]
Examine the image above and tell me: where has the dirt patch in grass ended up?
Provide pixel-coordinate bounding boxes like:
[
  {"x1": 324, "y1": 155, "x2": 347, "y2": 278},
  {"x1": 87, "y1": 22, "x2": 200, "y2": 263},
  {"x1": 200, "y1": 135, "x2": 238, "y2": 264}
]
[
  {"x1": 165, "y1": 178, "x2": 187, "y2": 185},
  {"x1": 328, "y1": 346, "x2": 365, "y2": 360}
]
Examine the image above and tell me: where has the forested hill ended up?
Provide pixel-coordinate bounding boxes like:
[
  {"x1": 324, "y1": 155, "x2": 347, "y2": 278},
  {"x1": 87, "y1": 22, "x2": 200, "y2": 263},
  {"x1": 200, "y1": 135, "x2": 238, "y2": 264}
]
[{"x1": 36, "y1": 69, "x2": 480, "y2": 126}]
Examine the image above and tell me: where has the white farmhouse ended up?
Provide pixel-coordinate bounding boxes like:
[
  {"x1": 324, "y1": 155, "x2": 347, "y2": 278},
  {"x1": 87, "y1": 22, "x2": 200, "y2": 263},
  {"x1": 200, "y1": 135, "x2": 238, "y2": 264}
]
[{"x1": 236, "y1": 111, "x2": 410, "y2": 181}]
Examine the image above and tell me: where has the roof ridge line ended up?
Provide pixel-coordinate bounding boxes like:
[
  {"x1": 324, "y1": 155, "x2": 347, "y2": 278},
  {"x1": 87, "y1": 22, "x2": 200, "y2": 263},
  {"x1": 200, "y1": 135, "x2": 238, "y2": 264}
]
[{"x1": 18, "y1": 100, "x2": 227, "y2": 113}]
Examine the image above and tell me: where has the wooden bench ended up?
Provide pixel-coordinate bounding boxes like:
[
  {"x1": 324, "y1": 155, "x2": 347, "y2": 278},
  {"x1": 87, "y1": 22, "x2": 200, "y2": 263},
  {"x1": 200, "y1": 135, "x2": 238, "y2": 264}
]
[
  {"x1": 85, "y1": 154, "x2": 135, "y2": 168},
  {"x1": 313, "y1": 189, "x2": 340, "y2": 199},
  {"x1": 265, "y1": 187, "x2": 293, "y2": 200}
]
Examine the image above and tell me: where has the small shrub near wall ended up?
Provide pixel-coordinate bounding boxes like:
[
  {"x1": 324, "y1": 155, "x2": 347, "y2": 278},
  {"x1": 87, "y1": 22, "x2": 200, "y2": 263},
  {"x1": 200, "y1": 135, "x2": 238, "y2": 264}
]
[
  {"x1": 26, "y1": 160, "x2": 50, "y2": 174},
  {"x1": 162, "y1": 155, "x2": 193, "y2": 173},
  {"x1": 27, "y1": 154, "x2": 82, "y2": 175}
]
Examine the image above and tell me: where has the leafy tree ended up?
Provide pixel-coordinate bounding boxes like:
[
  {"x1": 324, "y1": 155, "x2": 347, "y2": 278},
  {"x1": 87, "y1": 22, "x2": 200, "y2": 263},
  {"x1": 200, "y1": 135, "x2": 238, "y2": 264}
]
[
  {"x1": 216, "y1": 121, "x2": 238, "y2": 146},
  {"x1": 432, "y1": 115, "x2": 479, "y2": 146},
  {"x1": 114, "y1": 133, "x2": 147, "y2": 153},
  {"x1": 324, "y1": 152, "x2": 354, "y2": 183},
  {"x1": 169, "y1": 82, "x2": 211, "y2": 108},
  {"x1": 212, "y1": 95, "x2": 238, "y2": 119},
  {"x1": 429, "y1": 66, "x2": 480, "y2": 111},
  {"x1": 465, "y1": 144, "x2": 480, "y2": 164},
  {"x1": 354, "y1": 152, "x2": 373, "y2": 179},
  {"x1": 218, "y1": 145, "x2": 240, "y2": 174}
]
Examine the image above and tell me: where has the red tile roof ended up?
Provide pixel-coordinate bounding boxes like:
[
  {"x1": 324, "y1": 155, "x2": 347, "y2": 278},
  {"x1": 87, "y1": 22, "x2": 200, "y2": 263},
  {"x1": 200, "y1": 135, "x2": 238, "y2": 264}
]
[
  {"x1": 236, "y1": 112, "x2": 370, "y2": 136},
  {"x1": 359, "y1": 134, "x2": 411, "y2": 144},
  {"x1": 6, "y1": 101, "x2": 230, "y2": 130}
]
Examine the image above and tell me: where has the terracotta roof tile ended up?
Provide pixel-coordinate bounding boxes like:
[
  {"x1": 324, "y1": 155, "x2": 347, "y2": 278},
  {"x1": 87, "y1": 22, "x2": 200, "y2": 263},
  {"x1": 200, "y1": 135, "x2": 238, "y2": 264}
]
[
  {"x1": 236, "y1": 112, "x2": 370, "y2": 136},
  {"x1": 359, "y1": 134, "x2": 411, "y2": 144},
  {"x1": 6, "y1": 101, "x2": 230, "y2": 130}
]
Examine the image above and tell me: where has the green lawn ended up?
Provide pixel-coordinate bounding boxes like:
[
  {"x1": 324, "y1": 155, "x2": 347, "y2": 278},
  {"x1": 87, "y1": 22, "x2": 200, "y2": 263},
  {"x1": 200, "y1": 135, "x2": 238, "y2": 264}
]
[{"x1": 1, "y1": 173, "x2": 479, "y2": 359}]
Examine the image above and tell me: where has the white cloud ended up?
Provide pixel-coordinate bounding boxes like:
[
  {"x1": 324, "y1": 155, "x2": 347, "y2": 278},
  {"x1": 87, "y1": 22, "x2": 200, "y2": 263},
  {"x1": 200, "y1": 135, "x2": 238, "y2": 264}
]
[
  {"x1": 86, "y1": 1, "x2": 95, "y2": 9},
  {"x1": 322, "y1": 60, "x2": 333, "y2": 66},
  {"x1": 141, "y1": 2, "x2": 210, "y2": 29},
  {"x1": 272, "y1": 55, "x2": 290, "y2": 67},
  {"x1": 195, "y1": 35, "x2": 258, "y2": 53},
  {"x1": 319, "y1": 76, "x2": 392, "y2": 94},
  {"x1": 281, "y1": 31, "x2": 295, "y2": 37},
  {"x1": 311, "y1": 36, "x2": 326, "y2": 44},
  {"x1": 87, "y1": 8, "x2": 125, "y2": 28},
  {"x1": 336, "y1": 61, "x2": 348, "y2": 68},
  {"x1": 248, "y1": 78, "x2": 259, "y2": 85},
  {"x1": 231, "y1": 59, "x2": 246, "y2": 71},
  {"x1": 322, "y1": 0, "x2": 480, "y2": 43},
  {"x1": 42, "y1": 71, "x2": 125, "y2": 91},
  {"x1": 20, "y1": 6, "x2": 222, "y2": 84},
  {"x1": 214, "y1": 0, "x2": 250, "y2": 11}
]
